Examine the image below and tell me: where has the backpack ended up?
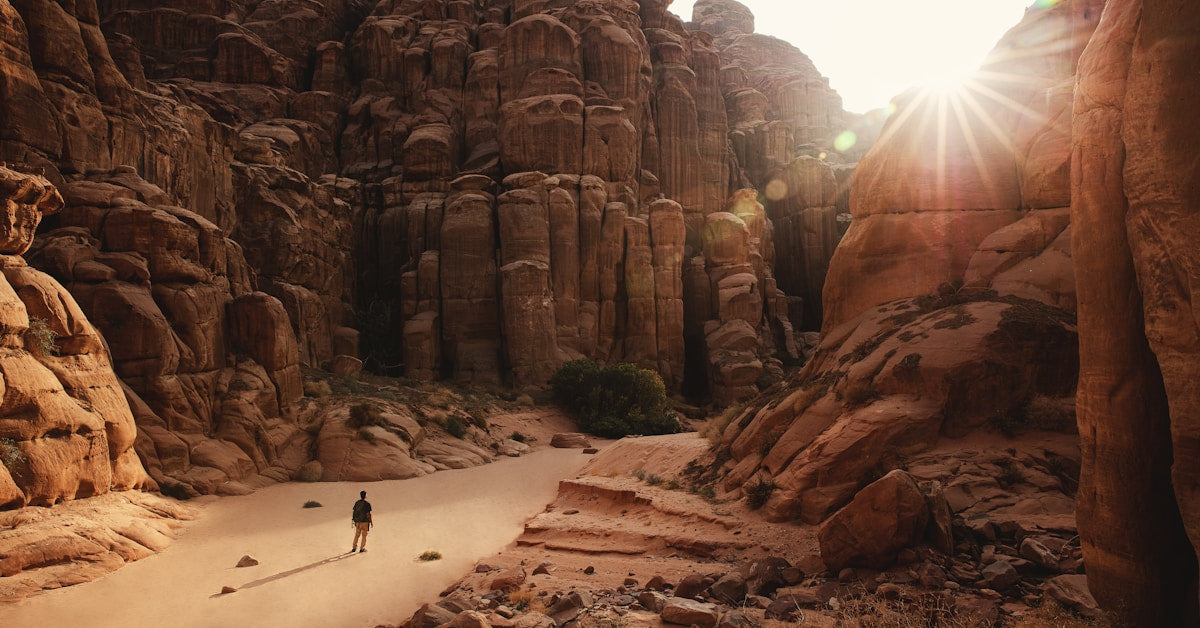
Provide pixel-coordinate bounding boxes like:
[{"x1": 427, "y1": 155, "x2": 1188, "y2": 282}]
[{"x1": 352, "y1": 499, "x2": 370, "y2": 522}]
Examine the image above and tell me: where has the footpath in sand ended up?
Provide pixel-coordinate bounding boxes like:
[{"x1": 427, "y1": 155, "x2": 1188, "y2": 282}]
[{"x1": 5, "y1": 447, "x2": 594, "y2": 628}]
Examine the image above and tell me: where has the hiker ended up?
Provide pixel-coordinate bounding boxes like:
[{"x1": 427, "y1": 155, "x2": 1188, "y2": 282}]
[{"x1": 351, "y1": 490, "x2": 372, "y2": 553}]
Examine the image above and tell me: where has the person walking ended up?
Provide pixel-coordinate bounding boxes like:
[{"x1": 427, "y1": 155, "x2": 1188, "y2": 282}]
[{"x1": 351, "y1": 490, "x2": 372, "y2": 553}]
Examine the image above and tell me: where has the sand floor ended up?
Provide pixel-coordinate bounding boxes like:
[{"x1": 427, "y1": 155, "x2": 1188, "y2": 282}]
[{"x1": 5, "y1": 447, "x2": 594, "y2": 628}]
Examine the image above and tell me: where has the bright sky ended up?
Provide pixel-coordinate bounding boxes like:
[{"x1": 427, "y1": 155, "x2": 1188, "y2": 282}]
[{"x1": 670, "y1": 0, "x2": 1036, "y2": 113}]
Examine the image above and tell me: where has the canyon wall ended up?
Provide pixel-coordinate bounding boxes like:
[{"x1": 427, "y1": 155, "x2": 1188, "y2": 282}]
[
  {"x1": 1072, "y1": 0, "x2": 1200, "y2": 622},
  {"x1": 0, "y1": 0, "x2": 861, "y2": 496}
]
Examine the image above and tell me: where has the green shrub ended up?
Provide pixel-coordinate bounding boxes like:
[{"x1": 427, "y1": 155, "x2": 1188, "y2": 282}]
[
  {"x1": 445, "y1": 416, "x2": 467, "y2": 439},
  {"x1": 295, "y1": 460, "x2": 323, "y2": 482},
  {"x1": 550, "y1": 360, "x2": 681, "y2": 438},
  {"x1": 515, "y1": 393, "x2": 534, "y2": 407},
  {"x1": 510, "y1": 431, "x2": 527, "y2": 443},
  {"x1": 358, "y1": 427, "x2": 377, "y2": 444},
  {"x1": 645, "y1": 474, "x2": 663, "y2": 486},
  {"x1": 418, "y1": 550, "x2": 442, "y2": 561},
  {"x1": 303, "y1": 501, "x2": 322, "y2": 508}
]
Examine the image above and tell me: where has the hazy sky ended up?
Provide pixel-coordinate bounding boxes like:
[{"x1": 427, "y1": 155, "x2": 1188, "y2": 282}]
[{"x1": 669, "y1": 0, "x2": 1037, "y2": 113}]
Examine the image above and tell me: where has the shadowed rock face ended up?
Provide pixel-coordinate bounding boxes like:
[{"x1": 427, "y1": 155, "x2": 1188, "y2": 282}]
[{"x1": 1072, "y1": 0, "x2": 1200, "y2": 622}]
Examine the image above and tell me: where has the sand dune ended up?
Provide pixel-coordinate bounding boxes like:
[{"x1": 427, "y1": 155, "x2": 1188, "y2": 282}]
[{"x1": 5, "y1": 447, "x2": 594, "y2": 628}]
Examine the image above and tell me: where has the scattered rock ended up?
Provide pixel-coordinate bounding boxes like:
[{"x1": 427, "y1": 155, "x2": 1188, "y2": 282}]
[
  {"x1": 582, "y1": 448, "x2": 599, "y2": 454},
  {"x1": 220, "y1": 586, "x2": 237, "y2": 594},
  {"x1": 916, "y1": 562, "x2": 947, "y2": 588},
  {"x1": 674, "y1": 573, "x2": 709, "y2": 599},
  {"x1": 978, "y1": 560, "x2": 1020, "y2": 591},
  {"x1": 550, "y1": 433, "x2": 591, "y2": 448},
  {"x1": 717, "y1": 609, "x2": 757, "y2": 628},
  {"x1": 476, "y1": 564, "x2": 494, "y2": 573},
  {"x1": 488, "y1": 567, "x2": 526, "y2": 591},
  {"x1": 235, "y1": 555, "x2": 259, "y2": 568},
  {"x1": 636, "y1": 590, "x2": 667, "y2": 613},
  {"x1": 411, "y1": 603, "x2": 458, "y2": 628},
  {"x1": 645, "y1": 575, "x2": 671, "y2": 591},
  {"x1": 876, "y1": 582, "x2": 903, "y2": 600},
  {"x1": 583, "y1": 565, "x2": 595, "y2": 575},
  {"x1": 660, "y1": 597, "x2": 719, "y2": 627},
  {"x1": 1044, "y1": 575, "x2": 1100, "y2": 617},
  {"x1": 818, "y1": 470, "x2": 931, "y2": 571},
  {"x1": 1019, "y1": 537, "x2": 1061, "y2": 571},
  {"x1": 448, "y1": 610, "x2": 492, "y2": 628},
  {"x1": 710, "y1": 572, "x2": 747, "y2": 604},
  {"x1": 532, "y1": 562, "x2": 553, "y2": 576},
  {"x1": 765, "y1": 592, "x2": 822, "y2": 620}
]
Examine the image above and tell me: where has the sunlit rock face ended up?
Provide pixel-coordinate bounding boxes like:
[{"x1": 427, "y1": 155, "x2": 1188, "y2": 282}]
[
  {"x1": 691, "y1": 0, "x2": 864, "y2": 328},
  {"x1": 1072, "y1": 0, "x2": 1200, "y2": 622},
  {"x1": 715, "y1": 0, "x2": 1099, "y2": 528},
  {"x1": 0, "y1": 165, "x2": 150, "y2": 509}
]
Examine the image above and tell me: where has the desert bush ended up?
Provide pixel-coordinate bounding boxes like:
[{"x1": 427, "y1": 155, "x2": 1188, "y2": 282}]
[
  {"x1": 418, "y1": 550, "x2": 442, "y2": 561},
  {"x1": 303, "y1": 501, "x2": 322, "y2": 508},
  {"x1": 510, "y1": 431, "x2": 527, "y2": 443},
  {"x1": 632, "y1": 469, "x2": 646, "y2": 481},
  {"x1": 508, "y1": 589, "x2": 548, "y2": 614},
  {"x1": 444, "y1": 416, "x2": 467, "y2": 439},
  {"x1": 26, "y1": 317, "x2": 58, "y2": 358},
  {"x1": 842, "y1": 379, "x2": 881, "y2": 407},
  {"x1": 702, "y1": 404, "x2": 742, "y2": 446},
  {"x1": 348, "y1": 403, "x2": 384, "y2": 429},
  {"x1": 645, "y1": 474, "x2": 663, "y2": 486},
  {"x1": 358, "y1": 427, "x2": 377, "y2": 444},
  {"x1": 550, "y1": 360, "x2": 681, "y2": 438},
  {"x1": 295, "y1": 460, "x2": 323, "y2": 482},
  {"x1": 303, "y1": 380, "x2": 332, "y2": 398},
  {"x1": 515, "y1": 393, "x2": 534, "y2": 407},
  {"x1": 665, "y1": 479, "x2": 681, "y2": 490},
  {"x1": 745, "y1": 478, "x2": 775, "y2": 510}
]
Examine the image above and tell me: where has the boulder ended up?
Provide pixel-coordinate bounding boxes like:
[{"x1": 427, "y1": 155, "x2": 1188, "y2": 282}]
[
  {"x1": 660, "y1": 597, "x2": 718, "y2": 627},
  {"x1": 818, "y1": 470, "x2": 930, "y2": 571}
]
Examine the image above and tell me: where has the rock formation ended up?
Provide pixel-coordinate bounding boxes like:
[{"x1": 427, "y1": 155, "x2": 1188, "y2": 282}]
[
  {"x1": 0, "y1": 0, "x2": 867, "y2": 473},
  {"x1": 1071, "y1": 0, "x2": 1200, "y2": 622},
  {"x1": 0, "y1": 165, "x2": 149, "y2": 508},
  {"x1": 714, "y1": 0, "x2": 1096, "y2": 525}
]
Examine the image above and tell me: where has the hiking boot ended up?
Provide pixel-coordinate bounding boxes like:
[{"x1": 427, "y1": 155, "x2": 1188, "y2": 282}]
[{"x1": 359, "y1": 548, "x2": 366, "y2": 553}]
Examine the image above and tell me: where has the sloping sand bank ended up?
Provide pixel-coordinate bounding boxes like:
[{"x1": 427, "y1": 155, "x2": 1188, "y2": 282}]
[{"x1": 5, "y1": 447, "x2": 593, "y2": 628}]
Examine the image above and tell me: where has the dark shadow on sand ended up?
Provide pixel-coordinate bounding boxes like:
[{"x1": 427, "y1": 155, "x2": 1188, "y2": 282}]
[{"x1": 212, "y1": 552, "x2": 358, "y2": 597}]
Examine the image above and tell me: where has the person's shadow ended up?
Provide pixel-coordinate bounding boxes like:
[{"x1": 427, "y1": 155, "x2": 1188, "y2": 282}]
[{"x1": 211, "y1": 552, "x2": 358, "y2": 597}]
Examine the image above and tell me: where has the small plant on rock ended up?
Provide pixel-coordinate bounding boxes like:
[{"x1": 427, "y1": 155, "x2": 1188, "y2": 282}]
[
  {"x1": 160, "y1": 481, "x2": 193, "y2": 501},
  {"x1": 303, "y1": 380, "x2": 332, "y2": 398},
  {"x1": 418, "y1": 550, "x2": 442, "y2": 561},
  {"x1": 1, "y1": 437, "x2": 25, "y2": 471},
  {"x1": 26, "y1": 317, "x2": 58, "y2": 358},
  {"x1": 348, "y1": 403, "x2": 385, "y2": 429},
  {"x1": 510, "y1": 431, "x2": 527, "y2": 443},
  {"x1": 444, "y1": 416, "x2": 467, "y2": 439},
  {"x1": 745, "y1": 478, "x2": 775, "y2": 510}
]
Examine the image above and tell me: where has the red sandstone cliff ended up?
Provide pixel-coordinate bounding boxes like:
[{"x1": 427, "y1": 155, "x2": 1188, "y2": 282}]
[{"x1": 0, "y1": 0, "x2": 859, "y2": 496}]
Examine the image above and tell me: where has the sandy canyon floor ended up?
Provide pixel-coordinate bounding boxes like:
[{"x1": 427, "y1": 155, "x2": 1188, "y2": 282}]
[{"x1": 4, "y1": 446, "x2": 595, "y2": 628}]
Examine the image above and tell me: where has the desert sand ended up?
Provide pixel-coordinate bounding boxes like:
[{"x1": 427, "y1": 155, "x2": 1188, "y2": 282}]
[{"x1": 4, "y1": 447, "x2": 595, "y2": 628}]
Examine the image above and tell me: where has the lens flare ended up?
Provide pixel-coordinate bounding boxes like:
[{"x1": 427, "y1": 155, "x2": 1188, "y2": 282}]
[
  {"x1": 833, "y1": 130, "x2": 857, "y2": 153},
  {"x1": 1033, "y1": 0, "x2": 1061, "y2": 8},
  {"x1": 765, "y1": 179, "x2": 788, "y2": 201}
]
